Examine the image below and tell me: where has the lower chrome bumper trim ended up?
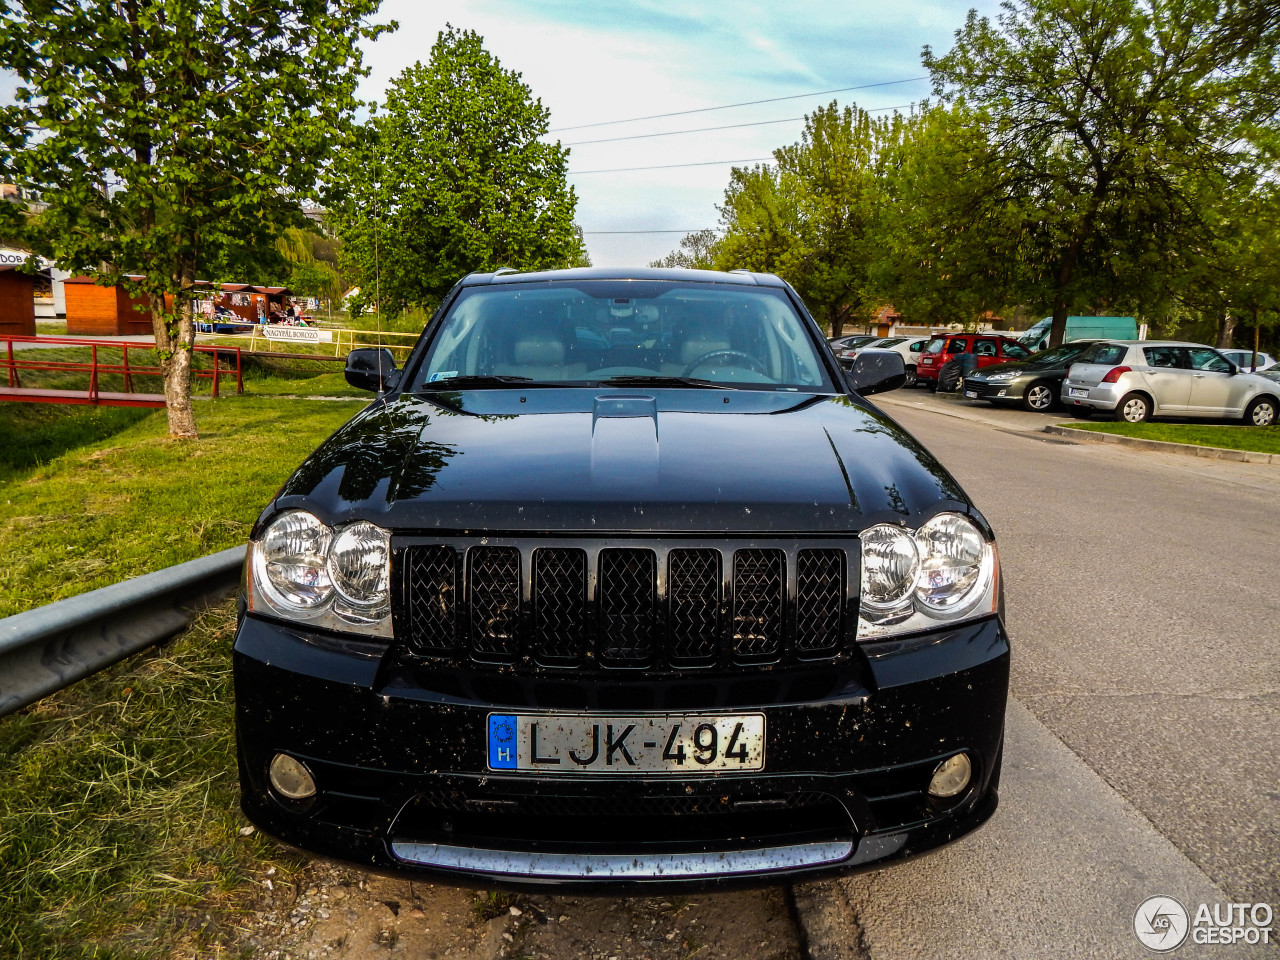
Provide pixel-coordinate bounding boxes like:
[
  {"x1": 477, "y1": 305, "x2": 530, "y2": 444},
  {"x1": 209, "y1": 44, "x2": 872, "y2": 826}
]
[{"x1": 389, "y1": 839, "x2": 854, "y2": 879}]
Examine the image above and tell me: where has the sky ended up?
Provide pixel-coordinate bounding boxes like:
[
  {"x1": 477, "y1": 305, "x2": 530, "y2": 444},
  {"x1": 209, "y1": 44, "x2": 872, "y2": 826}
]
[
  {"x1": 2, "y1": 1, "x2": 1005, "y2": 267},
  {"x1": 362, "y1": 0, "x2": 1005, "y2": 267}
]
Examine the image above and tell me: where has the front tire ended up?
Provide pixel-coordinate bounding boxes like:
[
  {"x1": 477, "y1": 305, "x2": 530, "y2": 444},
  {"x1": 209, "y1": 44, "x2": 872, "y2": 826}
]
[
  {"x1": 903, "y1": 364, "x2": 917, "y2": 388},
  {"x1": 1023, "y1": 381, "x2": 1055, "y2": 413},
  {"x1": 1115, "y1": 393, "x2": 1151, "y2": 423},
  {"x1": 1244, "y1": 396, "x2": 1278, "y2": 427}
]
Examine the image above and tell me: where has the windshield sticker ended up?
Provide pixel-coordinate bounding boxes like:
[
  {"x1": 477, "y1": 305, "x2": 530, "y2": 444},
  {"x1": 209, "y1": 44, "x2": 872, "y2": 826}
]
[{"x1": 428, "y1": 371, "x2": 459, "y2": 382}]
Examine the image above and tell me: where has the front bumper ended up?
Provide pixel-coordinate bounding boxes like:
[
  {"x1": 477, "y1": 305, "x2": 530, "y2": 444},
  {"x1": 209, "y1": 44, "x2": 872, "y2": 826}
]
[
  {"x1": 234, "y1": 614, "x2": 1009, "y2": 889},
  {"x1": 961, "y1": 377, "x2": 1024, "y2": 402}
]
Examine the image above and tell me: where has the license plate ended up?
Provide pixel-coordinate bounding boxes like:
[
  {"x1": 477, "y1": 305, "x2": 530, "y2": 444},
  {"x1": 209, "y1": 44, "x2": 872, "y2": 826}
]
[
  {"x1": 1069, "y1": 387, "x2": 1088, "y2": 398},
  {"x1": 487, "y1": 713, "x2": 766, "y2": 774},
  {"x1": 964, "y1": 389, "x2": 977, "y2": 398}
]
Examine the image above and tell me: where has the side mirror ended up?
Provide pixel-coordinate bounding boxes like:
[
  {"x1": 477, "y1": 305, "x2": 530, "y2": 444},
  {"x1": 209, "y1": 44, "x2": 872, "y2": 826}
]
[
  {"x1": 845, "y1": 348, "x2": 906, "y2": 395},
  {"x1": 345, "y1": 347, "x2": 399, "y2": 393}
]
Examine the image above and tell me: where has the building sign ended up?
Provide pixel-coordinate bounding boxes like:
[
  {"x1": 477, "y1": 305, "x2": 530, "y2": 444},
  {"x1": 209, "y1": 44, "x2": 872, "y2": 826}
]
[
  {"x1": 262, "y1": 325, "x2": 331, "y2": 343},
  {"x1": 0, "y1": 247, "x2": 50, "y2": 268}
]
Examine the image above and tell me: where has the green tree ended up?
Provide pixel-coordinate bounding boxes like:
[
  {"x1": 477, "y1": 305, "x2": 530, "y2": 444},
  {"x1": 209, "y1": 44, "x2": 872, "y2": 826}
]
[
  {"x1": 1188, "y1": 182, "x2": 1280, "y2": 353},
  {"x1": 0, "y1": 0, "x2": 389, "y2": 437},
  {"x1": 874, "y1": 105, "x2": 1026, "y2": 328},
  {"x1": 650, "y1": 229, "x2": 721, "y2": 269},
  {"x1": 716, "y1": 103, "x2": 884, "y2": 337},
  {"x1": 925, "y1": 0, "x2": 1280, "y2": 347},
  {"x1": 275, "y1": 226, "x2": 345, "y2": 300},
  {"x1": 325, "y1": 26, "x2": 581, "y2": 313}
]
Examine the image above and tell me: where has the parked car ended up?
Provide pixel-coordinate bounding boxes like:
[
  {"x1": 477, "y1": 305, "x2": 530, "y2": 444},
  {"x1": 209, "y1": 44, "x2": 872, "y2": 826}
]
[
  {"x1": 1061, "y1": 341, "x2": 1280, "y2": 425},
  {"x1": 234, "y1": 267, "x2": 1009, "y2": 889},
  {"x1": 842, "y1": 336, "x2": 932, "y2": 387},
  {"x1": 916, "y1": 334, "x2": 1033, "y2": 389},
  {"x1": 827, "y1": 334, "x2": 880, "y2": 363},
  {"x1": 1218, "y1": 349, "x2": 1276, "y2": 374},
  {"x1": 960, "y1": 341, "x2": 1099, "y2": 412},
  {"x1": 1017, "y1": 316, "x2": 1137, "y2": 353}
]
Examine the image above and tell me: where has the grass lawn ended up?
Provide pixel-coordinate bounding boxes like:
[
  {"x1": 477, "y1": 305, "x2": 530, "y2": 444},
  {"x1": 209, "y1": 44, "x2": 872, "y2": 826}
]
[
  {"x1": 1061, "y1": 420, "x2": 1280, "y2": 455},
  {"x1": 0, "y1": 598, "x2": 303, "y2": 959},
  {"x1": 0, "y1": 394, "x2": 366, "y2": 618},
  {"x1": 0, "y1": 391, "x2": 373, "y2": 956}
]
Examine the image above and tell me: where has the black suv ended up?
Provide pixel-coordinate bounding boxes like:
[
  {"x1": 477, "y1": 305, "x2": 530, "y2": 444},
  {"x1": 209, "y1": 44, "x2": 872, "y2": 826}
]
[{"x1": 234, "y1": 268, "x2": 1009, "y2": 889}]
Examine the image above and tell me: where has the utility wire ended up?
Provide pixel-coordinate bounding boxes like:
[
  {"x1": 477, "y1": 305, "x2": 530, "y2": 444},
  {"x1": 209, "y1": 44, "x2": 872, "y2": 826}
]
[
  {"x1": 581, "y1": 229, "x2": 720, "y2": 235},
  {"x1": 548, "y1": 77, "x2": 928, "y2": 132},
  {"x1": 570, "y1": 157, "x2": 774, "y2": 175},
  {"x1": 561, "y1": 104, "x2": 914, "y2": 147}
]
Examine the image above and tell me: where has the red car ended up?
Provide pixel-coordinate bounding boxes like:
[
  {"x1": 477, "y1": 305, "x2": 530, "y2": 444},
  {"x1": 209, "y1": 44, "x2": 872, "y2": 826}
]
[{"x1": 916, "y1": 334, "x2": 1032, "y2": 388}]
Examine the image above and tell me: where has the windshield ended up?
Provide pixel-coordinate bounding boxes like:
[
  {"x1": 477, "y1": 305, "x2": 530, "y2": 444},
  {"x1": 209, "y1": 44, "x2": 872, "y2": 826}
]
[
  {"x1": 1019, "y1": 319, "x2": 1050, "y2": 344},
  {"x1": 1027, "y1": 342, "x2": 1091, "y2": 366},
  {"x1": 418, "y1": 280, "x2": 835, "y2": 391}
]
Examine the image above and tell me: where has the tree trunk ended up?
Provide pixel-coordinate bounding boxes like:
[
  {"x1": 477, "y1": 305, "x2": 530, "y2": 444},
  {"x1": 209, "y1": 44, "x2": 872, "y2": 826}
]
[
  {"x1": 151, "y1": 290, "x2": 198, "y2": 439},
  {"x1": 1216, "y1": 311, "x2": 1236, "y2": 349},
  {"x1": 829, "y1": 303, "x2": 845, "y2": 339}
]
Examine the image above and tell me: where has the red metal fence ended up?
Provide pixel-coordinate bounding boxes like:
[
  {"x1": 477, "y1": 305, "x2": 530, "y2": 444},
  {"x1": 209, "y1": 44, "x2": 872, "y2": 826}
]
[{"x1": 1, "y1": 336, "x2": 242, "y2": 408}]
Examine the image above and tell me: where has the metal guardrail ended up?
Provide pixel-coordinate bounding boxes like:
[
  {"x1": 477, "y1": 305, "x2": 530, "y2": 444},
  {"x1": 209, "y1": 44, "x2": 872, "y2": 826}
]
[{"x1": 0, "y1": 546, "x2": 245, "y2": 718}]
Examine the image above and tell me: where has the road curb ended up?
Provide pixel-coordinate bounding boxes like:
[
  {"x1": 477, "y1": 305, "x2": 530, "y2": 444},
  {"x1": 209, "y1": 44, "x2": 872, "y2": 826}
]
[
  {"x1": 1043, "y1": 425, "x2": 1279, "y2": 464},
  {"x1": 0, "y1": 545, "x2": 245, "y2": 717}
]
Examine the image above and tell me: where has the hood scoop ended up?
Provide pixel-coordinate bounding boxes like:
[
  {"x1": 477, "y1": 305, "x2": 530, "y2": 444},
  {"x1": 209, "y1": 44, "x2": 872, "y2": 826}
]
[{"x1": 591, "y1": 394, "x2": 658, "y2": 491}]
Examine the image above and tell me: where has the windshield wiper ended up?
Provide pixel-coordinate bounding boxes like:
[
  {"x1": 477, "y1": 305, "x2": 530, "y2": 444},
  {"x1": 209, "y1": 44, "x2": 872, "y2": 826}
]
[
  {"x1": 599, "y1": 375, "x2": 729, "y2": 389},
  {"x1": 420, "y1": 375, "x2": 561, "y2": 390}
]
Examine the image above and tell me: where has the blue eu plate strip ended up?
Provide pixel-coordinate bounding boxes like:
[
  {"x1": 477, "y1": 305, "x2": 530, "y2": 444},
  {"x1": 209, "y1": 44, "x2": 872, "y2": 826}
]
[{"x1": 488, "y1": 714, "x2": 518, "y2": 769}]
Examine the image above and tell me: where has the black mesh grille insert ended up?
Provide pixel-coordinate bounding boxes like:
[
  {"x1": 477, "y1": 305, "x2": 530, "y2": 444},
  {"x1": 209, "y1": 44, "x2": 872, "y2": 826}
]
[
  {"x1": 404, "y1": 546, "x2": 458, "y2": 653},
  {"x1": 796, "y1": 549, "x2": 844, "y2": 655},
  {"x1": 732, "y1": 549, "x2": 784, "y2": 660},
  {"x1": 599, "y1": 549, "x2": 657, "y2": 665},
  {"x1": 532, "y1": 548, "x2": 587, "y2": 663},
  {"x1": 400, "y1": 540, "x2": 852, "y2": 672},
  {"x1": 668, "y1": 549, "x2": 720, "y2": 664},
  {"x1": 467, "y1": 547, "x2": 521, "y2": 660}
]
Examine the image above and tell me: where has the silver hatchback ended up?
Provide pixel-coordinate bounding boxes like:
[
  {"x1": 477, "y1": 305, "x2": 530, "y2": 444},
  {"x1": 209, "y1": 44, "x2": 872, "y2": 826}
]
[{"x1": 1061, "y1": 340, "x2": 1280, "y2": 426}]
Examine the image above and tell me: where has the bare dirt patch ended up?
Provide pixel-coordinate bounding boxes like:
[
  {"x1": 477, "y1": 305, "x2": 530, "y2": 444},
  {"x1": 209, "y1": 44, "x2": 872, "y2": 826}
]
[{"x1": 235, "y1": 858, "x2": 803, "y2": 960}]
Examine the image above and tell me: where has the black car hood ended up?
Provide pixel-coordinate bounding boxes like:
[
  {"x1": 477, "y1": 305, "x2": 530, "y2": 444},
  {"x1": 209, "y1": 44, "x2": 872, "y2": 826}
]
[{"x1": 269, "y1": 389, "x2": 970, "y2": 534}]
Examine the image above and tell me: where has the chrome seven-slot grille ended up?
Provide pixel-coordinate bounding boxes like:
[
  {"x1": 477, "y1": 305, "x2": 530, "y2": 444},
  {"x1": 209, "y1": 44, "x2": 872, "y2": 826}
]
[{"x1": 396, "y1": 539, "x2": 857, "y2": 670}]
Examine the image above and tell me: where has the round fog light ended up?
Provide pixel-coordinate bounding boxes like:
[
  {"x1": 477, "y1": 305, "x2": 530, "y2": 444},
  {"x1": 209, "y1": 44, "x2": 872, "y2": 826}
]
[
  {"x1": 269, "y1": 753, "x2": 317, "y2": 800},
  {"x1": 928, "y1": 753, "x2": 972, "y2": 799}
]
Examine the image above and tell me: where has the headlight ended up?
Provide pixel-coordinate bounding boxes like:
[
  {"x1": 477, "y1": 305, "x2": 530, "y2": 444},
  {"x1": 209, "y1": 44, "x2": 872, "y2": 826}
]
[
  {"x1": 985, "y1": 370, "x2": 1018, "y2": 381},
  {"x1": 261, "y1": 511, "x2": 332, "y2": 608},
  {"x1": 858, "y1": 512, "x2": 998, "y2": 640},
  {"x1": 249, "y1": 511, "x2": 392, "y2": 638}
]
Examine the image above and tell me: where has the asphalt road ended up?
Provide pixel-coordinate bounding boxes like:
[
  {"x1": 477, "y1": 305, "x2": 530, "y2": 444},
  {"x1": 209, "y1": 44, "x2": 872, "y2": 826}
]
[{"x1": 801, "y1": 389, "x2": 1278, "y2": 959}]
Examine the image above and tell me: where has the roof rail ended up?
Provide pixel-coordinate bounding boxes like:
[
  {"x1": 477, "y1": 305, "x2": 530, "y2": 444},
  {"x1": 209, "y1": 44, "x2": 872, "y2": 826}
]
[
  {"x1": 492, "y1": 267, "x2": 519, "y2": 277},
  {"x1": 728, "y1": 269, "x2": 753, "y2": 275}
]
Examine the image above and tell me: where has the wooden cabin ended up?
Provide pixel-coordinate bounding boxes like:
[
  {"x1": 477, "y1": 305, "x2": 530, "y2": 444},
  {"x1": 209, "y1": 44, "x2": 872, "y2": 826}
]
[
  {"x1": 64, "y1": 275, "x2": 152, "y2": 336},
  {"x1": 0, "y1": 266, "x2": 36, "y2": 337}
]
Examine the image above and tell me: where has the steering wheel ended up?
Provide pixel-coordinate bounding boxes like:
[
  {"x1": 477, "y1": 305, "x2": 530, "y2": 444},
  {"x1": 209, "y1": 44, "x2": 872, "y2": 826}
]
[{"x1": 682, "y1": 350, "x2": 768, "y2": 377}]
